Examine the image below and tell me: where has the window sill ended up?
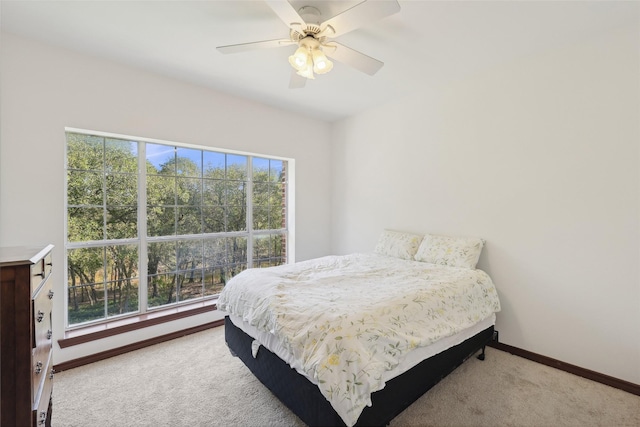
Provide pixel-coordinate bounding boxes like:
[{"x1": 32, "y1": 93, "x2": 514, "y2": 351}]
[{"x1": 58, "y1": 299, "x2": 218, "y2": 348}]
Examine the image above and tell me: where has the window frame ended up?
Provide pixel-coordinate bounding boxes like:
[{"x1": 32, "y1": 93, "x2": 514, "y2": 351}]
[{"x1": 64, "y1": 127, "x2": 294, "y2": 331}]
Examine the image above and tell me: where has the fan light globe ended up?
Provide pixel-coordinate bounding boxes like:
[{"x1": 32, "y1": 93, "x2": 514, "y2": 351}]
[
  {"x1": 296, "y1": 55, "x2": 315, "y2": 79},
  {"x1": 312, "y1": 49, "x2": 333, "y2": 74},
  {"x1": 288, "y1": 46, "x2": 309, "y2": 71}
]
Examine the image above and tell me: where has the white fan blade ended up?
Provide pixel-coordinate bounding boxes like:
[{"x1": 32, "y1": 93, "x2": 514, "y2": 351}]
[
  {"x1": 289, "y1": 70, "x2": 307, "y2": 89},
  {"x1": 325, "y1": 42, "x2": 384, "y2": 75},
  {"x1": 217, "y1": 39, "x2": 294, "y2": 54},
  {"x1": 265, "y1": 0, "x2": 306, "y2": 29},
  {"x1": 321, "y1": 0, "x2": 400, "y2": 38}
]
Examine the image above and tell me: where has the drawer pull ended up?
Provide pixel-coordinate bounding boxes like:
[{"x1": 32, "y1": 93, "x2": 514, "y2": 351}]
[
  {"x1": 37, "y1": 310, "x2": 45, "y2": 322},
  {"x1": 35, "y1": 361, "x2": 43, "y2": 375},
  {"x1": 48, "y1": 290, "x2": 55, "y2": 299},
  {"x1": 47, "y1": 329, "x2": 53, "y2": 340}
]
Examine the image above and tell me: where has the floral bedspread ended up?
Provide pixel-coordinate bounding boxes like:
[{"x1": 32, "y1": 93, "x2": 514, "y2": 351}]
[{"x1": 217, "y1": 253, "x2": 501, "y2": 426}]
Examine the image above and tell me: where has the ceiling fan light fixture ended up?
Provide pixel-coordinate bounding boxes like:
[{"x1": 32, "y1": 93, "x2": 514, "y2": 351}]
[{"x1": 287, "y1": 35, "x2": 333, "y2": 80}]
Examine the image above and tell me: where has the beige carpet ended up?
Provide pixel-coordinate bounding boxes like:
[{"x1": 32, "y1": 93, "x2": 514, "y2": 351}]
[{"x1": 53, "y1": 326, "x2": 639, "y2": 427}]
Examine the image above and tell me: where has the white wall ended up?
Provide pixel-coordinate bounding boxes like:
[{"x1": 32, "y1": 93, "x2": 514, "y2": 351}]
[
  {"x1": 331, "y1": 25, "x2": 640, "y2": 384},
  {"x1": 0, "y1": 34, "x2": 332, "y2": 364}
]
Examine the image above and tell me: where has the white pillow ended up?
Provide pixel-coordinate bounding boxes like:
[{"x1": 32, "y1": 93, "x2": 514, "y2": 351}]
[
  {"x1": 373, "y1": 230, "x2": 423, "y2": 260},
  {"x1": 414, "y1": 234, "x2": 484, "y2": 269}
]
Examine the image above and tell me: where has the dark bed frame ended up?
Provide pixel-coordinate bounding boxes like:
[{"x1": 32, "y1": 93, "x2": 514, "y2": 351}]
[{"x1": 224, "y1": 316, "x2": 494, "y2": 427}]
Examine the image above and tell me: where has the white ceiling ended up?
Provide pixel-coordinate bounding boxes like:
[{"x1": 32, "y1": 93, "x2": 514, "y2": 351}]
[{"x1": 1, "y1": 0, "x2": 636, "y2": 122}]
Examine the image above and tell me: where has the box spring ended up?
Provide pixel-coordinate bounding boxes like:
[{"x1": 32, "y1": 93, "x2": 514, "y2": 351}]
[{"x1": 224, "y1": 316, "x2": 494, "y2": 427}]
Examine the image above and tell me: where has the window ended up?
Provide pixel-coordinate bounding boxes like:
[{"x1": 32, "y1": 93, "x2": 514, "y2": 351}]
[{"x1": 65, "y1": 130, "x2": 290, "y2": 328}]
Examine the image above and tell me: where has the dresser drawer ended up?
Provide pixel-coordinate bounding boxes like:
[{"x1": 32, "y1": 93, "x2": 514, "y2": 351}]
[
  {"x1": 31, "y1": 357, "x2": 52, "y2": 409},
  {"x1": 32, "y1": 275, "x2": 54, "y2": 350},
  {"x1": 32, "y1": 352, "x2": 53, "y2": 427},
  {"x1": 30, "y1": 251, "x2": 52, "y2": 295}
]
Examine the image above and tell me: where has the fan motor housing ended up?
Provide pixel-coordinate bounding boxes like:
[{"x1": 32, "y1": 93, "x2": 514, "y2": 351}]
[{"x1": 296, "y1": 6, "x2": 322, "y2": 37}]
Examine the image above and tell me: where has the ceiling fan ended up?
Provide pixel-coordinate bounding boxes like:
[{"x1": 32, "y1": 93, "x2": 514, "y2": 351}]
[{"x1": 216, "y1": 0, "x2": 401, "y2": 88}]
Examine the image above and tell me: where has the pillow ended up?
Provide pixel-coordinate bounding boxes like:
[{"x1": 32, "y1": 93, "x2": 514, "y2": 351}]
[
  {"x1": 373, "y1": 230, "x2": 423, "y2": 260},
  {"x1": 414, "y1": 234, "x2": 484, "y2": 269}
]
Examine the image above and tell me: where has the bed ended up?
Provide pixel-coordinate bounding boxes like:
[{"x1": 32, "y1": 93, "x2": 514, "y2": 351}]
[{"x1": 218, "y1": 231, "x2": 501, "y2": 426}]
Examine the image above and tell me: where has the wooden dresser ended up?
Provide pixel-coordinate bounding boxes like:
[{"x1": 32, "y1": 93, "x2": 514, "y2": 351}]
[{"x1": 0, "y1": 245, "x2": 55, "y2": 427}]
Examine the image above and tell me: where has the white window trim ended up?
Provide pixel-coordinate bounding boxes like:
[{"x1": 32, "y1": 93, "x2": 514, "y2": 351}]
[{"x1": 64, "y1": 127, "x2": 295, "y2": 330}]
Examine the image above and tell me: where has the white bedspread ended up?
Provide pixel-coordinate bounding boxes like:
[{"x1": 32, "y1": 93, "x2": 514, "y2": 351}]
[{"x1": 217, "y1": 253, "x2": 501, "y2": 426}]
